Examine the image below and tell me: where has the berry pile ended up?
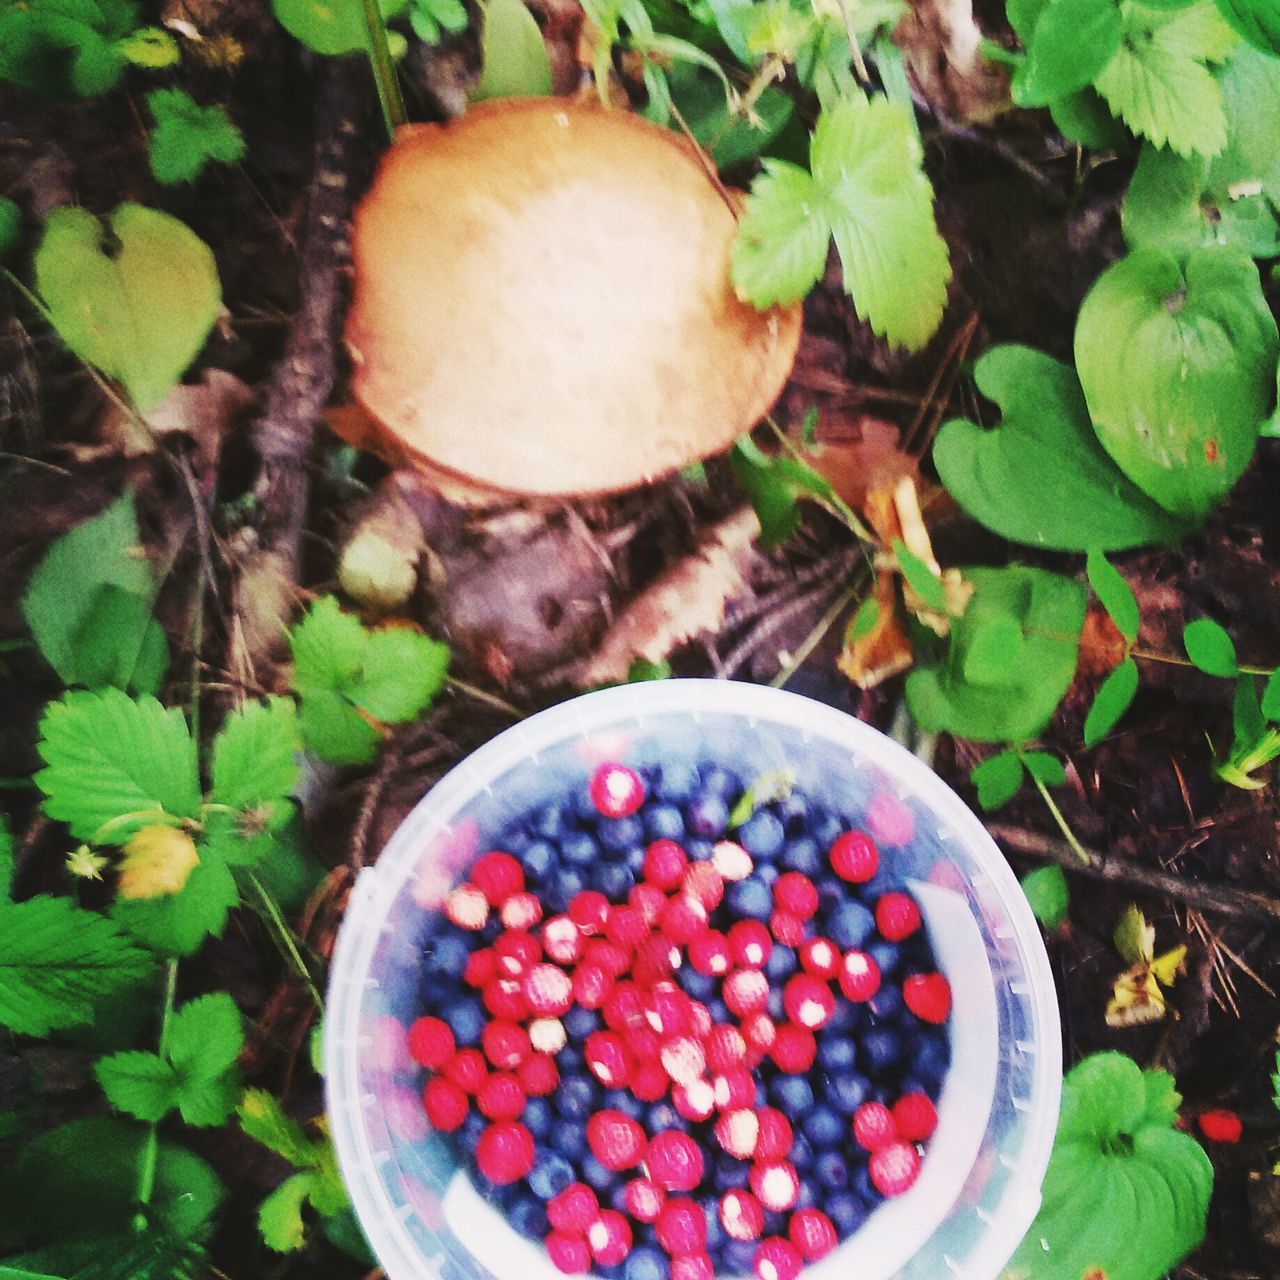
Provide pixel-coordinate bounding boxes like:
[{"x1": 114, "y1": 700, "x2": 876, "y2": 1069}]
[{"x1": 408, "y1": 761, "x2": 951, "y2": 1280}]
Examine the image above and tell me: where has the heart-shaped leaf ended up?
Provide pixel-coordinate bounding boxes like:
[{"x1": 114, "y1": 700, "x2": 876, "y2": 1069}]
[
  {"x1": 933, "y1": 346, "x2": 1191, "y2": 551},
  {"x1": 1075, "y1": 246, "x2": 1280, "y2": 520},
  {"x1": 34, "y1": 204, "x2": 221, "y2": 411}
]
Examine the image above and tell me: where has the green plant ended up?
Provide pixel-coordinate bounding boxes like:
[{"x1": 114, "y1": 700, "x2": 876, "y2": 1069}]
[
  {"x1": 1005, "y1": 1052, "x2": 1213, "y2": 1280},
  {"x1": 1020, "y1": 863, "x2": 1070, "y2": 928},
  {"x1": 472, "y1": 0, "x2": 552, "y2": 100},
  {"x1": 146, "y1": 88, "x2": 246, "y2": 186},
  {"x1": 1212, "y1": 0, "x2": 1280, "y2": 55}
]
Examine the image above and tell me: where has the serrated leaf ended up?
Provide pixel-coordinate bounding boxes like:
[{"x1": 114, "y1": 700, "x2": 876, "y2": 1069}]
[
  {"x1": 211, "y1": 698, "x2": 300, "y2": 811},
  {"x1": 0, "y1": 896, "x2": 157, "y2": 1036},
  {"x1": 35, "y1": 205, "x2": 221, "y2": 411},
  {"x1": 297, "y1": 689, "x2": 380, "y2": 766},
  {"x1": 933, "y1": 346, "x2": 1190, "y2": 552},
  {"x1": 1021, "y1": 864, "x2": 1069, "y2": 928},
  {"x1": 1213, "y1": 0, "x2": 1280, "y2": 54},
  {"x1": 272, "y1": 0, "x2": 408, "y2": 54},
  {"x1": 1142, "y1": 1070, "x2": 1183, "y2": 1127},
  {"x1": 352, "y1": 628, "x2": 450, "y2": 722},
  {"x1": 1085, "y1": 656, "x2": 1140, "y2": 746},
  {"x1": 1021, "y1": 750, "x2": 1067, "y2": 785},
  {"x1": 1183, "y1": 617, "x2": 1238, "y2": 675},
  {"x1": 94, "y1": 1050, "x2": 180, "y2": 1123},
  {"x1": 259, "y1": 1172, "x2": 314, "y2": 1252},
  {"x1": 36, "y1": 690, "x2": 199, "y2": 843},
  {"x1": 117, "y1": 25, "x2": 181, "y2": 68},
  {"x1": 238, "y1": 1089, "x2": 319, "y2": 1168},
  {"x1": 0, "y1": 0, "x2": 135, "y2": 97},
  {"x1": 111, "y1": 844, "x2": 239, "y2": 956},
  {"x1": 1087, "y1": 549, "x2": 1140, "y2": 642},
  {"x1": 472, "y1": 0, "x2": 552, "y2": 100},
  {"x1": 1058, "y1": 1051, "x2": 1148, "y2": 1142},
  {"x1": 1075, "y1": 247, "x2": 1279, "y2": 520},
  {"x1": 1094, "y1": 0, "x2": 1236, "y2": 158},
  {"x1": 971, "y1": 751, "x2": 1025, "y2": 811},
  {"x1": 167, "y1": 992, "x2": 243, "y2": 1078},
  {"x1": 147, "y1": 88, "x2": 245, "y2": 186},
  {"x1": 1115, "y1": 902, "x2": 1156, "y2": 965},
  {"x1": 1016, "y1": 0, "x2": 1124, "y2": 106},
  {"x1": 730, "y1": 162, "x2": 831, "y2": 307},
  {"x1": 118, "y1": 826, "x2": 200, "y2": 899},
  {"x1": 72, "y1": 587, "x2": 169, "y2": 696},
  {"x1": 290, "y1": 596, "x2": 367, "y2": 692}
]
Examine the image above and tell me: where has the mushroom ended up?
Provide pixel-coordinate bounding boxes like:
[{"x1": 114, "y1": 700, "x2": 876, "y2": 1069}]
[{"x1": 345, "y1": 98, "x2": 803, "y2": 499}]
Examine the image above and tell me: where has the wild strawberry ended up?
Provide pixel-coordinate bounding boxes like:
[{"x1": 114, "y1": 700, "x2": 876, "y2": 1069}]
[
  {"x1": 547, "y1": 1182, "x2": 598, "y2": 1233},
  {"x1": 783, "y1": 975, "x2": 835, "y2": 1030},
  {"x1": 753, "y1": 1238, "x2": 802, "y2": 1280},
  {"x1": 645, "y1": 1131, "x2": 704, "y2": 1191},
  {"x1": 719, "y1": 1188, "x2": 764, "y2": 1240},
  {"x1": 852, "y1": 1101, "x2": 898, "y2": 1151},
  {"x1": 644, "y1": 839, "x2": 689, "y2": 890},
  {"x1": 587, "y1": 1211, "x2": 634, "y2": 1265},
  {"x1": 587, "y1": 1110, "x2": 646, "y2": 1170},
  {"x1": 475, "y1": 1121, "x2": 535, "y2": 1183},
  {"x1": 655, "y1": 1199, "x2": 707, "y2": 1256},
  {"x1": 1198, "y1": 1109, "x2": 1242, "y2": 1143},
  {"x1": 772, "y1": 872, "x2": 818, "y2": 919},
  {"x1": 838, "y1": 950, "x2": 881, "y2": 1002},
  {"x1": 546, "y1": 1233, "x2": 591, "y2": 1273},
  {"x1": 407, "y1": 1016, "x2": 454, "y2": 1069},
  {"x1": 422, "y1": 1077, "x2": 468, "y2": 1131},
  {"x1": 788, "y1": 1208, "x2": 837, "y2": 1261},
  {"x1": 470, "y1": 851, "x2": 524, "y2": 906},
  {"x1": 590, "y1": 762, "x2": 645, "y2": 818}
]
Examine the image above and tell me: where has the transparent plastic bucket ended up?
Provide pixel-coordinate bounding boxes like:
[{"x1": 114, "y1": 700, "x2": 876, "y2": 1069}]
[{"x1": 326, "y1": 680, "x2": 1061, "y2": 1280}]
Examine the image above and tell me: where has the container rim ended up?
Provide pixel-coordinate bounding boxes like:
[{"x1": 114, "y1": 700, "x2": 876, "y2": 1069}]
[{"x1": 325, "y1": 679, "x2": 1062, "y2": 1280}]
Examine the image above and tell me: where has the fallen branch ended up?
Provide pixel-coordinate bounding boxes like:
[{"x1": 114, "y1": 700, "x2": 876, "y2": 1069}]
[{"x1": 988, "y1": 824, "x2": 1280, "y2": 927}]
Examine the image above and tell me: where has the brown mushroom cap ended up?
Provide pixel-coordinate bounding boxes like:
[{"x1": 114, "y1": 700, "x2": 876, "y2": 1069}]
[{"x1": 345, "y1": 98, "x2": 803, "y2": 497}]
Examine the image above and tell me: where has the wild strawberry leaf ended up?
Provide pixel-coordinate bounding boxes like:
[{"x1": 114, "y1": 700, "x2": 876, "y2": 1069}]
[
  {"x1": 1213, "y1": 0, "x2": 1280, "y2": 53},
  {"x1": 211, "y1": 697, "x2": 300, "y2": 814},
  {"x1": 730, "y1": 163, "x2": 831, "y2": 307},
  {"x1": 351, "y1": 628, "x2": 450, "y2": 723},
  {"x1": 147, "y1": 88, "x2": 245, "y2": 186},
  {"x1": 0, "y1": 0, "x2": 136, "y2": 97},
  {"x1": 1014, "y1": 0, "x2": 1123, "y2": 107},
  {"x1": 272, "y1": 0, "x2": 408, "y2": 54},
  {"x1": 238, "y1": 1089, "x2": 320, "y2": 1169},
  {"x1": 94, "y1": 1051, "x2": 182, "y2": 1123},
  {"x1": 111, "y1": 844, "x2": 239, "y2": 956}
]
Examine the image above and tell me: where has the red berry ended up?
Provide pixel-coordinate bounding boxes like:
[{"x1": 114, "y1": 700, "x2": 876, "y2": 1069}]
[
  {"x1": 788, "y1": 1208, "x2": 837, "y2": 1261},
  {"x1": 682, "y1": 863, "x2": 725, "y2": 911},
  {"x1": 587, "y1": 1210, "x2": 634, "y2": 1265},
  {"x1": 838, "y1": 950, "x2": 881, "y2": 1002},
  {"x1": 727, "y1": 920, "x2": 772, "y2": 968},
  {"x1": 769, "y1": 911, "x2": 806, "y2": 947},
  {"x1": 629, "y1": 883, "x2": 667, "y2": 926},
  {"x1": 723, "y1": 969, "x2": 770, "y2": 1018},
  {"x1": 606, "y1": 905, "x2": 647, "y2": 950},
  {"x1": 892, "y1": 1092, "x2": 938, "y2": 1142},
  {"x1": 586, "y1": 1031, "x2": 633, "y2": 1088},
  {"x1": 572, "y1": 963, "x2": 611, "y2": 1009},
  {"x1": 773, "y1": 872, "x2": 818, "y2": 919},
  {"x1": 672, "y1": 1252, "x2": 714, "y2": 1280},
  {"x1": 753, "y1": 1238, "x2": 802, "y2": 1280},
  {"x1": 711, "y1": 840, "x2": 753, "y2": 881},
  {"x1": 644, "y1": 983, "x2": 692, "y2": 1038},
  {"x1": 570, "y1": 890, "x2": 611, "y2": 933},
  {"x1": 852, "y1": 1101, "x2": 898, "y2": 1152},
  {"x1": 626, "y1": 1025, "x2": 662, "y2": 1060},
  {"x1": 783, "y1": 975, "x2": 835, "y2": 1030},
  {"x1": 633, "y1": 935, "x2": 680, "y2": 985},
  {"x1": 875, "y1": 892, "x2": 922, "y2": 941},
  {"x1": 524, "y1": 964, "x2": 574, "y2": 1017},
  {"x1": 631, "y1": 1059, "x2": 671, "y2": 1102},
  {"x1": 661, "y1": 895, "x2": 709, "y2": 944},
  {"x1": 445, "y1": 1047, "x2": 487, "y2": 1093},
  {"x1": 656, "y1": 1199, "x2": 707, "y2": 1256},
  {"x1": 829, "y1": 831, "x2": 879, "y2": 883},
  {"x1": 706, "y1": 1025, "x2": 747, "y2": 1072},
  {"x1": 590, "y1": 762, "x2": 645, "y2": 818},
  {"x1": 712, "y1": 1067, "x2": 754, "y2": 1111},
  {"x1": 770, "y1": 1024, "x2": 816, "y2": 1074},
  {"x1": 477, "y1": 1072, "x2": 526, "y2": 1121},
  {"x1": 754, "y1": 1109, "x2": 793, "y2": 1161},
  {"x1": 903, "y1": 972, "x2": 952, "y2": 1023},
  {"x1": 749, "y1": 1161, "x2": 799, "y2": 1212},
  {"x1": 586, "y1": 941, "x2": 631, "y2": 980},
  {"x1": 645, "y1": 1131, "x2": 704, "y2": 1191},
  {"x1": 688, "y1": 930, "x2": 733, "y2": 977},
  {"x1": 798, "y1": 937, "x2": 840, "y2": 980},
  {"x1": 587, "y1": 1110, "x2": 646, "y2": 1170},
  {"x1": 501, "y1": 891, "x2": 542, "y2": 931},
  {"x1": 741, "y1": 1013, "x2": 777, "y2": 1055},
  {"x1": 482, "y1": 1020, "x2": 531, "y2": 1070},
  {"x1": 715, "y1": 1109, "x2": 760, "y2": 1159},
  {"x1": 604, "y1": 982, "x2": 645, "y2": 1032},
  {"x1": 475, "y1": 1121, "x2": 534, "y2": 1183},
  {"x1": 542, "y1": 915, "x2": 583, "y2": 965},
  {"x1": 482, "y1": 977, "x2": 529, "y2": 1021},
  {"x1": 623, "y1": 1177, "x2": 666, "y2": 1223},
  {"x1": 464, "y1": 948, "x2": 498, "y2": 988},
  {"x1": 471, "y1": 851, "x2": 524, "y2": 906},
  {"x1": 445, "y1": 883, "x2": 489, "y2": 930},
  {"x1": 422, "y1": 1077, "x2": 468, "y2": 1131},
  {"x1": 869, "y1": 1141, "x2": 922, "y2": 1196},
  {"x1": 672, "y1": 1079, "x2": 717, "y2": 1122},
  {"x1": 546, "y1": 1233, "x2": 591, "y2": 1273},
  {"x1": 1198, "y1": 1109, "x2": 1243, "y2": 1143},
  {"x1": 547, "y1": 1183, "x2": 599, "y2": 1233},
  {"x1": 408, "y1": 1016, "x2": 455, "y2": 1069},
  {"x1": 644, "y1": 839, "x2": 689, "y2": 890},
  {"x1": 660, "y1": 1036, "x2": 707, "y2": 1086},
  {"x1": 519, "y1": 1053, "x2": 559, "y2": 1097},
  {"x1": 495, "y1": 929, "x2": 541, "y2": 975},
  {"x1": 719, "y1": 1189, "x2": 764, "y2": 1241},
  {"x1": 686, "y1": 1000, "x2": 713, "y2": 1039}
]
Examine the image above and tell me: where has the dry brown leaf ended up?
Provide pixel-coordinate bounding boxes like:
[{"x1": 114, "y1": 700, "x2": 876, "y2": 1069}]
[
  {"x1": 895, "y1": 0, "x2": 1010, "y2": 125},
  {"x1": 836, "y1": 570, "x2": 914, "y2": 690},
  {"x1": 1078, "y1": 605, "x2": 1128, "y2": 680},
  {"x1": 801, "y1": 413, "x2": 918, "y2": 514},
  {"x1": 574, "y1": 506, "x2": 763, "y2": 686}
]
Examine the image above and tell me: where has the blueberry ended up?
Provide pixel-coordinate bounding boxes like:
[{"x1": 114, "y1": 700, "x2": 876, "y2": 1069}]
[
  {"x1": 707, "y1": 997, "x2": 731, "y2": 1025},
  {"x1": 777, "y1": 791, "x2": 810, "y2": 832},
  {"x1": 898, "y1": 1075, "x2": 929, "y2": 1098},
  {"x1": 810, "y1": 810, "x2": 844, "y2": 848},
  {"x1": 546, "y1": 866, "x2": 588, "y2": 912},
  {"x1": 556, "y1": 1075, "x2": 598, "y2": 1119},
  {"x1": 852, "y1": 1163, "x2": 882, "y2": 1204},
  {"x1": 480, "y1": 917, "x2": 502, "y2": 944},
  {"x1": 828, "y1": 901, "x2": 875, "y2": 950},
  {"x1": 723, "y1": 1241, "x2": 758, "y2": 1273},
  {"x1": 581, "y1": 1153, "x2": 620, "y2": 1194},
  {"x1": 602, "y1": 1090, "x2": 645, "y2": 1121},
  {"x1": 714, "y1": 1154, "x2": 750, "y2": 1190},
  {"x1": 818, "y1": 1038, "x2": 856, "y2": 1072},
  {"x1": 795, "y1": 1182, "x2": 818, "y2": 1209},
  {"x1": 762, "y1": 1211, "x2": 787, "y2": 1238},
  {"x1": 910, "y1": 1031, "x2": 951, "y2": 1084},
  {"x1": 767, "y1": 986, "x2": 785, "y2": 1020},
  {"x1": 826, "y1": 1001, "x2": 861, "y2": 1035},
  {"x1": 574, "y1": 787, "x2": 605, "y2": 822},
  {"x1": 868, "y1": 940, "x2": 901, "y2": 978},
  {"x1": 826, "y1": 1190, "x2": 869, "y2": 1235},
  {"x1": 860, "y1": 1027, "x2": 904, "y2": 1075},
  {"x1": 765, "y1": 944, "x2": 797, "y2": 982},
  {"x1": 756, "y1": 864, "x2": 780, "y2": 887},
  {"x1": 769, "y1": 1075, "x2": 814, "y2": 1112},
  {"x1": 868, "y1": 985, "x2": 904, "y2": 1022},
  {"x1": 646, "y1": 1101, "x2": 681, "y2": 1133},
  {"x1": 789, "y1": 1133, "x2": 815, "y2": 1170},
  {"x1": 564, "y1": 1006, "x2": 601, "y2": 1040},
  {"x1": 654, "y1": 762, "x2": 699, "y2": 803},
  {"x1": 685, "y1": 839, "x2": 714, "y2": 861},
  {"x1": 704, "y1": 1202, "x2": 727, "y2": 1249},
  {"x1": 440, "y1": 997, "x2": 484, "y2": 1045},
  {"x1": 528, "y1": 1151, "x2": 576, "y2": 1200},
  {"x1": 501, "y1": 827, "x2": 535, "y2": 854},
  {"x1": 625, "y1": 1246, "x2": 669, "y2": 1280},
  {"x1": 781, "y1": 837, "x2": 822, "y2": 876},
  {"x1": 802, "y1": 1106, "x2": 845, "y2": 1150},
  {"x1": 815, "y1": 1150, "x2": 850, "y2": 1189},
  {"x1": 508, "y1": 1196, "x2": 549, "y2": 1239},
  {"x1": 530, "y1": 803, "x2": 574, "y2": 840},
  {"x1": 679, "y1": 969, "x2": 718, "y2": 1002},
  {"x1": 600, "y1": 816, "x2": 644, "y2": 854},
  {"x1": 726, "y1": 878, "x2": 772, "y2": 920},
  {"x1": 700, "y1": 765, "x2": 742, "y2": 797},
  {"x1": 550, "y1": 1118, "x2": 586, "y2": 1156},
  {"x1": 823, "y1": 1072, "x2": 871, "y2": 1115},
  {"x1": 520, "y1": 839, "x2": 557, "y2": 884},
  {"x1": 593, "y1": 862, "x2": 635, "y2": 900},
  {"x1": 686, "y1": 793, "x2": 730, "y2": 839},
  {"x1": 754, "y1": 1081, "x2": 768, "y2": 1108},
  {"x1": 560, "y1": 832, "x2": 599, "y2": 866},
  {"x1": 739, "y1": 810, "x2": 785, "y2": 860},
  {"x1": 459, "y1": 1110, "x2": 487, "y2": 1148},
  {"x1": 816, "y1": 876, "x2": 845, "y2": 914},
  {"x1": 524, "y1": 1097, "x2": 554, "y2": 1139},
  {"x1": 626, "y1": 846, "x2": 648, "y2": 875},
  {"x1": 424, "y1": 934, "x2": 471, "y2": 982},
  {"x1": 644, "y1": 804, "x2": 686, "y2": 842}
]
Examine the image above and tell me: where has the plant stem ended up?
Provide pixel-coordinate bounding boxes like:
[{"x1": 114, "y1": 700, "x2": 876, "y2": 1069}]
[
  {"x1": 1022, "y1": 761, "x2": 1090, "y2": 864},
  {"x1": 249, "y1": 872, "x2": 324, "y2": 1012},
  {"x1": 133, "y1": 959, "x2": 179, "y2": 1229},
  {"x1": 1130, "y1": 647, "x2": 1273, "y2": 677},
  {"x1": 446, "y1": 676, "x2": 524, "y2": 720},
  {"x1": 361, "y1": 0, "x2": 407, "y2": 140},
  {"x1": 769, "y1": 576, "x2": 864, "y2": 690}
]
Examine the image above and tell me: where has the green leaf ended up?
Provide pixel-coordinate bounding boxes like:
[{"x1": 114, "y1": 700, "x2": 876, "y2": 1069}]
[
  {"x1": 272, "y1": 0, "x2": 409, "y2": 54},
  {"x1": 1021, "y1": 750, "x2": 1067, "y2": 785},
  {"x1": 1093, "y1": 0, "x2": 1237, "y2": 158},
  {"x1": 1075, "y1": 247, "x2": 1279, "y2": 520},
  {"x1": 111, "y1": 844, "x2": 239, "y2": 956},
  {"x1": 906, "y1": 565, "x2": 1086, "y2": 743},
  {"x1": 1049, "y1": 85, "x2": 1128, "y2": 149},
  {"x1": 933, "y1": 346, "x2": 1191, "y2": 552},
  {"x1": 626, "y1": 657, "x2": 672, "y2": 682},
  {"x1": 259, "y1": 1172, "x2": 314, "y2": 1252},
  {"x1": 35, "y1": 689, "x2": 200, "y2": 844},
  {"x1": 22, "y1": 493, "x2": 167, "y2": 692},
  {"x1": 238, "y1": 1089, "x2": 320, "y2": 1169},
  {"x1": 147, "y1": 88, "x2": 245, "y2": 186},
  {"x1": 1015, "y1": 0, "x2": 1124, "y2": 106},
  {"x1": 0, "y1": 0, "x2": 135, "y2": 97},
  {"x1": 0, "y1": 896, "x2": 157, "y2": 1036},
  {"x1": 350, "y1": 629, "x2": 450, "y2": 722},
  {"x1": 970, "y1": 750, "x2": 1025, "y2": 811},
  {"x1": 1085, "y1": 656, "x2": 1141, "y2": 746},
  {"x1": 668, "y1": 64, "x2": 794, "y2": 169},
  {"x1": 959, "y1": 616, "x2": 1026, "y2": 685},
  {"x1": 730, "y1": 162, "x2": 831, "y2": 307},
  {"x1": 1021, "y1": 864, "x2": 1069, "y2": 928},
  {"x1": 211, "y1": 698, "x2": 300, "y2": 812},
  {"x1": 290, "y1": 596, "x2": 366, "y2": 693},
  {"x1": 1142, "y1": 1069, "x2": 1183, "y2": 1127},
  {"x1": 472, "y1": 0, "x2": 552, "y2": 100},
  {"x1": 164, "y1": 992, "x2": 244, "y2": 1126},
  {"x1": 847, "y1": 597, "x2": 881, "y2": 642},
  {"x1": 1260, "y1": 668, "x2": 1280, "y2": 720},
  {"x1": 296, "y1": 691, "x2": 380, "y2": 766},
  {"x1": 1060, "y1": 1051, "x2": 1148, "y2": 1141},
  {"x1": 1183, "y1": 617, "x2": 1238, "y2": 675},
  {"x1": 94, "y1": 1051, "x2": 180, "y2": 1123},
  {"x1": 730, "y1": 437, "x2": 836, "y2": 548},
  {"x1": 35, "y1": 205, "x2": 221, "y2": 411},
  {"x1": 1087, "y1": 548, "x2": 1140, "y2": 642},
  {"x1": 893, "y1": 539, "x2": 948, "y2": 613},
  {"x1": 1212, "y1": 0, "x2": 1280, "y2": 54},
  {"x1": 1231, "y1": 671, "x2": 1264, "y2": 745},
  {"x1": 116, "y1": 26, "x2": 180, "y2": 68},
  {"x1": 1114, "y1": 902, "x2": 1156, "y2": 966},
  {"x1": 0, "y1": 197, "x2": 20, "y2": 259},
  {"x1": 813, "y1": 94, "x2": 951, "y2": 351}
]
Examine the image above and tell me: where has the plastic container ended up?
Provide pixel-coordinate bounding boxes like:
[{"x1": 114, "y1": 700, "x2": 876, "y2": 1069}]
[{"x1": 326, "y1": 680, "x2": 1061, "y2": 1280}]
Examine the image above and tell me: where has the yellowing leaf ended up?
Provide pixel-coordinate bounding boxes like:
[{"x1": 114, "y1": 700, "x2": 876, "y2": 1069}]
[
  {"x1": 1113, "y1": 903, "x2": 1155, "y2": 965},
  {"x1": 1106, "y1": 963, "x2": 1168, "y2": 1028},
  {"x1": 118, "y1": 825, "x2": 200, "y2": 900},
  {"x1": 1150, "y1": 944, "x2": 1188, "y2": 987}
]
